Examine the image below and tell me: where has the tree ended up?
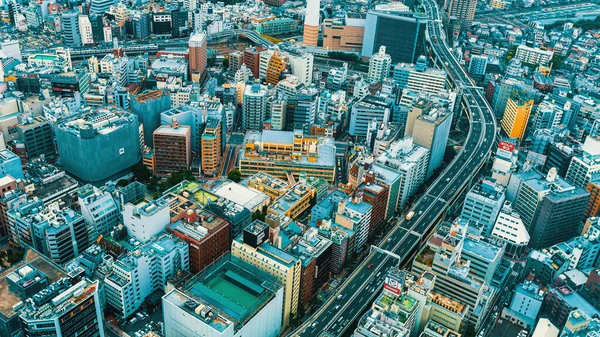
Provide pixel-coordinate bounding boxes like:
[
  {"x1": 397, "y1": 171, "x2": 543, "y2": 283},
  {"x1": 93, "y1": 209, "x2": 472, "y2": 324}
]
[
  {"x1": 227, "y1": 169, "x2": 242, "y2": 182},
  {"x1": 132, "y1": 160, "x2": 152, "y2": 182},
  {"x1": 116, "y1": 179, "x2": 129, "y2": 187},
  {"x1": 222, "y1": 57, "x2": 229, "y2": 69}
]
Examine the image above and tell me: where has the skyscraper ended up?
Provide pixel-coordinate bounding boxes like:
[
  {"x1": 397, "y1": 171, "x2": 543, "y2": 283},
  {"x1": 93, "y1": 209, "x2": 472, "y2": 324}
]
[
  {"x1": 189, "y1": 31, "x2": 207, "y2": 82},
  {"x1": 447, "y1": 0, "x2": 477, "y2": 21},
  {"x1": 131, "y1": 90, "x2": 172, "y2": 147},
  {"x1": 153, "y1": 119, "x2": 192, "y2": 176},
  {"x1": 461, "y1": 178, "x2": 506, "y2": 236},
  {"x1": 61, "y1": 11, "x2": 82, "y2": 47},
  {"x1": 200, "y1": 118, "x2": 222, "y2": 177},
  {"x1": 303, "y1": 0, "x2": 320, "y2": 46},
  {"x1": 501, "y1": 90, "x2": 534, "y2": 141},
  {"x1": 566, "y1": 136, "x2": 600, "y2": 189},
  {"x1": 78, "y1": 15, "x2": 93, "y2": 45},
  {"x1": 367, "y1": 46, "x2": 392, "y2": 84},
  {"x1": 242, "y1": 83, "x2": 267, "y2": 131}
]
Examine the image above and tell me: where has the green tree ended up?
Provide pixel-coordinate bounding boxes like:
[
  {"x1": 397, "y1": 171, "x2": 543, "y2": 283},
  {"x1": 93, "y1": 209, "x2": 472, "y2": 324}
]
[
  {"x1": 222, "y1": 57, "x2": 229, "y2": 69},
  {"x1": 227, "y1": 169, "x2": 242, "y2": 182},
  {"x1": 116, "y1": 179, "x2": 129, "y2": 187},
  {"x1": 132, "y1": 160, "x2": 152, "y2": 182}
]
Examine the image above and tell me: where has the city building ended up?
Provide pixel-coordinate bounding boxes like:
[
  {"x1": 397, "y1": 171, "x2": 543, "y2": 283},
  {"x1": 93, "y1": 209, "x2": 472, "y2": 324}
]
[
  {"x1": 515, "y1": 45, "x2": 554, "y2": 66},
  {"x1": 393, "y1": 56, "x2": 447, "y2": 95},
  {"x1": 123, "y1": 199, "x2": 170, "y2": 243},
  {"x1": 104, "y1": 232, "x2": 189, "y2": 319},
  {"x1": 256, "y1": 18, "x2": 298, "y2": 36},
  {"x1": 566, "y1": 136, "x2": 600, "y2": 190},
  {"x1": 153, "y1": 120, "x2": 192, "y2": 177},
  {"x1": 349, "y1": 95, "x2": 391, "y2": 137},
  {"x1": 501, "y1": 91, "x2": 534, "y2": 141},
  {"x1": 168, "y1": 209, "x2": 230, "y2": 274},
  {"x1": 514, "y1": 168, "x2": 589, "y2": 248},
  {"x1": 210, "y1": 180, "x2": 270, "y2": 213},
  {"x1": 468, "y1": 54, "x2": 488, "y2": 81},
  {"x1": 267, "y1": 183, "x2": 315, "y2": 221},
  {"x1": 162, "y1": 254, "x2": 283, "y2": 337},
  {"x1": 0, "y1": 149, "x2": 24, "y2": 180},
  {"x1": 231, "y1": 220, "x2": 302, "y2": 328},
  {"x1": 189, "y1": 32, "x2": 208, "y2": 81},
  {"x1": 242, "y1": 84, "x2": 268, "y2": 131},
  {"x1": 239, "y1": 130, "x2": 336, "y2": 182},
  {"x1": 78, "y1": 184, "x2": 120, "y2": 239},
  {"x1": 303, "y1": 0, "x2": 320, "y2": 46},
  {"x1": 447, "y1": 0, "x2": 477, "y2": 21},
  {"x1": 206, "y1": 198, "x2": 253, "y2": 241},
  {"x1": 321, "y1": 14, "x2": 366, "y2": 52},
  {"x1": 19, "y1": 279, "x2": 104, "y2": 337},
  {"x1": 361, "y1": 4, "x2": 428, "y2": 64},
  {"x1": 131, "y1": 90, "x2": 171, "y2": 147},
  {"x1": 491, "y1": 202, "x2": 530, "y2": 260},
  {"x1": 368, "y1": 46, "x2": 392, "y2": 84},
  {"x1": 54, "y1": 106, "x2": 142, "y2": 182},
  {"x1": 200, "y1": 118, "x2": 222, "y2": 177},
  {"x1": 460, "y1": 178, "x2": 506, "y2": 236},
  {"x1": 586, "y1": 178, "x2": 600, "y2": 218},
  {"x1": 16, "y1": 115, "x2": 57, "y2": 162},
  {"x1": 377, "y1": 137, "x2": 429, "y2": 209},
  {"x1": 335, "y1": 193, "x2": 372, "y2": 252}
]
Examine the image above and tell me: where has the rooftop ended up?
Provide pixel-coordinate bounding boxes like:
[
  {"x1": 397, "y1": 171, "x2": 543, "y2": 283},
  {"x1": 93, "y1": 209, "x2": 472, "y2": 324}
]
[
  {"x1": 55, "y1": 105, "x2": 137, "y2": 138},
  {"x1": 211, "y1": 180, "x2": 270, "y2": 212}
]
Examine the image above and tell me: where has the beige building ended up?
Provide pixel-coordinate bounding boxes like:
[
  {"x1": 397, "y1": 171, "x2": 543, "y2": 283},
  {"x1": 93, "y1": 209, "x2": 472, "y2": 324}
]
[
  {"x1": 153, "y1": 119, "x2": 192, "y2": 176},
  {"x1": 322, "y1": 16, "x2": 365, "y2": 52},
  {"x1": 231, "y1": 220, "x2": 302, "y2": 329}
]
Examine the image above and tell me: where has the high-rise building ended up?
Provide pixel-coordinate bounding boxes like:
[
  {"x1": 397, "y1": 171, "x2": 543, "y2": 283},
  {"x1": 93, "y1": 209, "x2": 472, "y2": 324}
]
[
  {"x1": 153, "y1": 120, "x2": 192, "y2": 176},
  {"x1": 78, "y1": 184, "x2": 120, "y2": 239},
  {"x1": 408, "y1": 100, "x2": 453, "y2": 178},
  {"x1": 447, "y1": 0, "x2": 477, "y2": 21},
  {"x1": 468, "y1": 54, "x2": 488, "y2": 81},
  {"x1": 131, "y1": 90, "x2": 172, "y2": 147},
  {"x1": 514, "y1": 168, "x2": 589, "y2": 248},
  {"x1": 61, "y1": 11, "x2": 82, "y2": 47},
  {"x1": 491, "y1": 202, "x2": 530, "y2": 260},
  {"x1": 265, "y1": 49, "x2": 288, "y2": 85},
  {"x1": 231, "y1": 220, "x2": 302, "y2": 328},
  {"x1": 377, "y1": 137, "x2": 429, "y2": 209},
  {"x1": 335, "y1": 194, "x2": 372, "y2": 252},
  {"x1": 303, "y1": 0, "x2": 320, "y2": 46},
  {"x1": 54, "y1": 106, "x2": 142, "y2": 182},
  {"x1": 349, "y1": 95, "x2": 391, "y2": 137},
  {"x1": 189, "y1": 32, "x2": 207, "y2": 81},
  {"x1": 162, "y1": 254, "x2": 284, "y2": 337},
  {"x1": 501, "y1": 91, "x2": 534, "y2": 141},
  {"x1": 461, "y1": 178, "x2": 506, "y2": 236},
  {"x1": 19, "y1": 279, "x2": 105, "y2": 337},
  {"x1": 566, "y1": 136, "x2": 600, "y2": 189},
  {"x1": 367, "y1": 46, "x2": 392, "y2": 84},
  {"x1": 105, "y1": 233, "x2": 189, "y2": 319},
  {"x1": 242, "y1": 83, "x2": 268, "y2": 131},
  {"x1": 585, "y1": 177, "x2": 600, "y2": 218},
  {"x1": 123, "y1": 198, "x2": 170, "y2": 243},
  {"x1": 168, "y1": 209, "x2": 230, "y2": 274},
  {"x1": 361, "y1": 3, "x2": 427, "y2": 64},
  {"x1": 322, "y1": 14, "x2": 366, "y2": 52},
  {"x1": 515, "y1": 45, "x2": 554, "y2": 66},
  {"x1": 78, "y1": 15, "x2": 94, "y2": 45},
  {"x1": 393, "y1": 55, "x2": 447, "y2": 95},
  {"x1": 89, "y1": 0, "x2": 115, "y2": 16},
  {"x1": 285, "y1": 89, "x2": 320, "y2": 133},
  {"x1": 200, "y1": 118, "x2": 222, "y2": 177}
]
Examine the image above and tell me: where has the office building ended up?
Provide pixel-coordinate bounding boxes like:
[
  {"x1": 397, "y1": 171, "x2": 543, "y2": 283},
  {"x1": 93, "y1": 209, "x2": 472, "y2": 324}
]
[
  {"x1": 468, "y1": 54, "x2": 488, "y2": 81},
  {"x1": 303, "y1": 0, "x2": 320, "y2": 46},
  {"x1": 447, "y1": 0, "x2": 477, "y2": 21},
  {"x1": 514, "y1": 169, "x2": 589, "y2": 248},
  {"x1": 153, "y1": 120, "x2": 192, "y2": 177},
  {"x1": 461, "y1": 178, "x2": 506, "y2": 236},
  {"x1": 501, "y1": 91, "x2": 534, "y2": 141},
  {"x1": 206, "y1": 198, "x2": 253, "y2": 241},
  {"x1": 16, "y1": 116, "x2": 56, "y2": 162},
  {"x1": 105, "y1": 233, "x2": 189, "y2": 319},
  {"x1": 350, "y1": 95, "x2": 391, "y2": 137},
  {"x1": 11, "y1": 201, "x2": 89, "y2": 265},
  {"x1": 408, "y1": 101, "x2": 453, "y2": 178},
  {"x1": 322, "y1": 14, "x2": 366, "y2": 52},
  {"x1": 368, "y1": 46, "x2": 392, "y2": 84},
  {"x1": 50, "y1": 71, "x2": 90, "y2": 97},
  {"x1": 168, "y1": 209, "x2": 230, "y2": 274},
  {"x1": 544, "y1": 142, "x2": 578, "y2": 177},
  {"x1": 393, "y1": 56, "x2": 447, "y2": 95},
  {"x1": 566, "y1": 136, "x2": 600, "y2": 189},
  {"x1": 491, "y1": 202, "x2": 530, "y2": 260},
  {"x1": 0, "y1": 150, "x2": 24, "y2": 180},
  {"x1": 19, "y1": 279, "x2": 104, "y2": 337},
  {"x1": 210, "y1": 181, "x2": 270, "y2": 213},
  {"x1": 360, "y1": 181, "x2": 389, "y2": 235},
  {"x1": 189, "y1": 32, "x2": 208, "y2": 81},
  {"x1": 515, "y1": 45, "x2": 554, "y2": 66},
  {"x1": 242, "y1": 84, "x2": 268, "y2": 131},
  {"x1": 78, "y1": 184, "x2": 120, "y2": 239},
  {"x1": 123, "y1": 199, "x2": 170, "y2": 243},
  {"x1": 131, "y1": 90, "x2": 171, "y2": 147},
  {"x1": 285, "y1": 89, "x2": 320, "y2": 133},
  {"x1": 54, "y1": 106, "x2": 142, "y2": 182},
  {"x1": 231, "y1": 221, "x2": 302, "y2": 328},
  {"x1": 61, "y1": 11, "x2": 81, "y2": 47},
  {"x1": 200, "y1": 118, "x2": 222, "y2": 177},
  {"x1": 335, "y1": 193, "x2": 372, "y2": 252},
  {"x1": 267, "y1": 183, "x2": 315, "y2": 221},
  {"x1": 508, "y1": 281, "x2": 545, "y2": 322},
  {"x1": 239, "y1": 130, "x2": 336, "y2": 182},
  {"x1": 79, "y1": 15, "x2": 93, "y2": 45},
  {"x1": 544, "y1": 286, "x2": 600, "y2": 328},
  {"x1": 361, "y1": 4, "x2": 428, "y2": 64},
  {"x1": 257, "y1": 18, "x2": 299, "y2": 36},
  {"x1": 377, "y1": 137, "x2": 429, "y2": 209},
  {"x1": 586, "y1": 178, "x2": 600, "y2": 218},
  {"x1": 162, "y1": 254, "x2": 283, "y2": 337}
]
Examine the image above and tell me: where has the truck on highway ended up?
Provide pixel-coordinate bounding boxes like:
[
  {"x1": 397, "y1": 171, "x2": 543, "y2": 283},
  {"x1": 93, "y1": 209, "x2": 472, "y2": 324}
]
[{"x1": 406, "y1": 211, "x2": 415, "y2": 220}]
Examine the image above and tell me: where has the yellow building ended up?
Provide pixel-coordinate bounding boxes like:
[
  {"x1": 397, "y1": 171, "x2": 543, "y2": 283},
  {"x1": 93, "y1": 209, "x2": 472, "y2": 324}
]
[
  {"x1": 231, "y1": 220, "x2": 302, "y2": 329},
  {"x1": 200, "y1": 118, "x2": 222, "y2": 177},
  {"x1": 247, "y1": 172, "x2": 290, "y2": 199},
  {"x1": 239, "y1": 130, "x2": 336, "y2": 182},
  {"x1": 425, "y1": 291, "x2": 469, "y2": 333},
  {"x1": 265, "y1": 50, "x2": 288, "y2": 85},
  {"x1": 267, "y1": 183, "x2": 315, "y2": 220},
  {"x1": 501, "y1": 93, "x2": 533, "y2": 141}
]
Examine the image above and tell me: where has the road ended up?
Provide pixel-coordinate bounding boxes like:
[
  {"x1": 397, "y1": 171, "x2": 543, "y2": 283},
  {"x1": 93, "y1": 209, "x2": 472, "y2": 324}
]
[{"x1": 289, "y1": 0, "x2": 498, "y2": 335}]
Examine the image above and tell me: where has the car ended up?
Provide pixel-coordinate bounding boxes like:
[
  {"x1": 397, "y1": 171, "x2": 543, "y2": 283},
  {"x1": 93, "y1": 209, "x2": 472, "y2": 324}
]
[
  {"x1": 367, "y1": 263, "x2": 374, "y2": 269},
  {"x1": 337, "y1": 294, "x2": 343, "y2": 300},
  {"x1": 334, "y1": 305, "x2": 340, "y2": 310},
  {"x1": 418, "y1": 211, "x2": 423, "y2": 215},
  {"x1": 446, "y1": 178, "x2": 450, "y2": 182}
]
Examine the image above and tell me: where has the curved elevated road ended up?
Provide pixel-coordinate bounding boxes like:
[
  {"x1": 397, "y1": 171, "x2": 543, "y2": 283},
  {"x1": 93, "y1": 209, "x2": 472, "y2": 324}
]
[{"x1": 289, "y1": 0, "x2": 497, "y2": 336}]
